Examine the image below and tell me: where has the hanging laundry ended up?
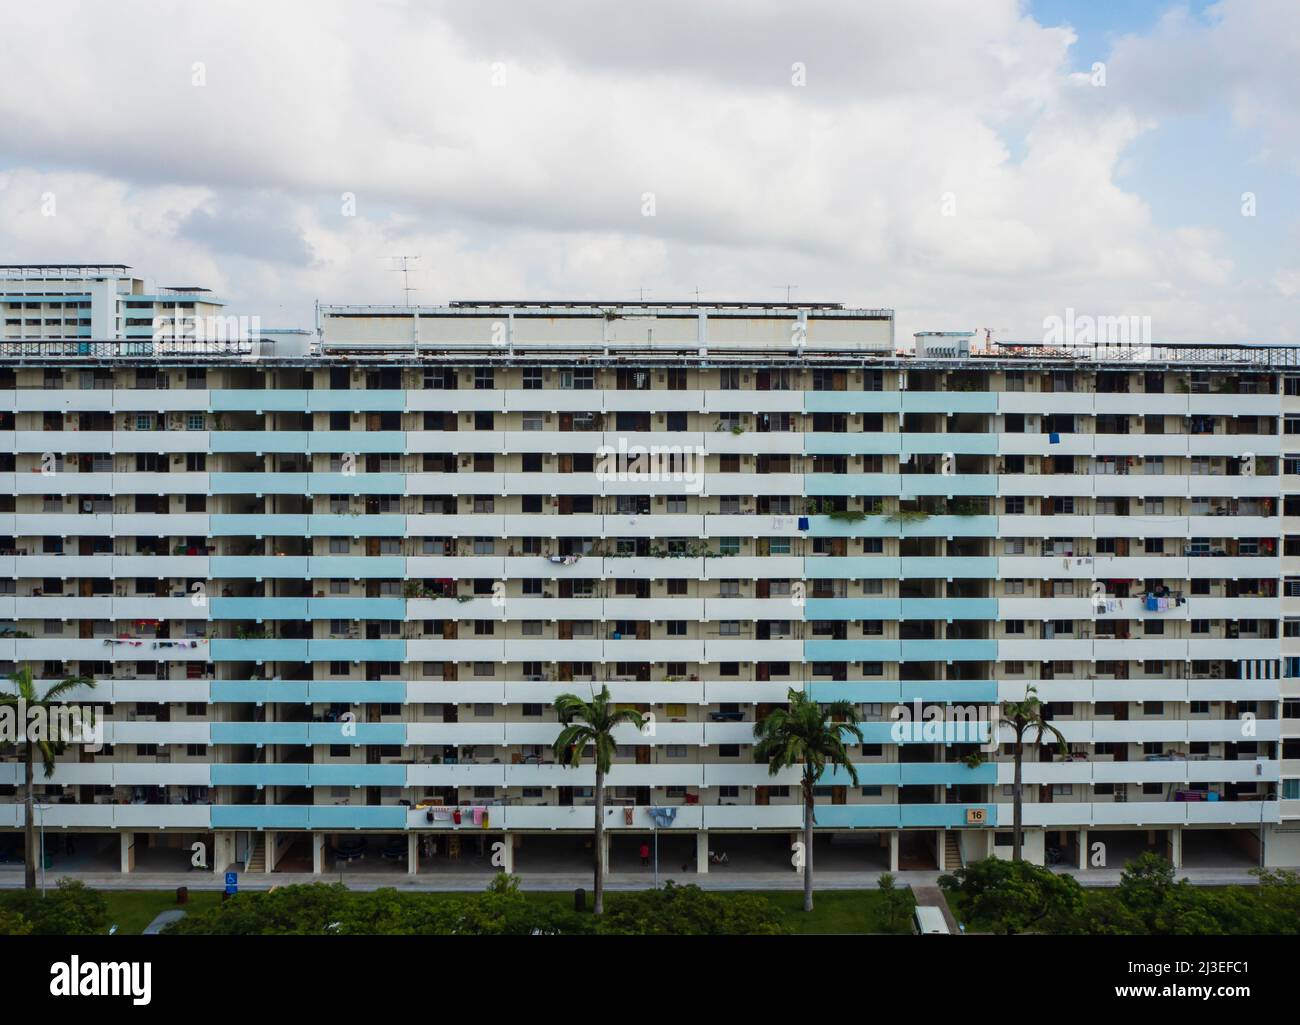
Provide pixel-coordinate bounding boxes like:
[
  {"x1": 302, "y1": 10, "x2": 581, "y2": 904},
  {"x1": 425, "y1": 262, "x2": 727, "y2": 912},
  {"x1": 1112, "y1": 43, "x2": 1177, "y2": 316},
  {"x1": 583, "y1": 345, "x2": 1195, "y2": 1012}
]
[
  {"x1": 472, "y1": 806, "x2": 484, "y2": 826},
  {"x1": 797, "y1": 517, "x2": 810, "y2": 531},
  {"x1": 1049, "y1": 432, "x2": 1061, "y2": 444}
]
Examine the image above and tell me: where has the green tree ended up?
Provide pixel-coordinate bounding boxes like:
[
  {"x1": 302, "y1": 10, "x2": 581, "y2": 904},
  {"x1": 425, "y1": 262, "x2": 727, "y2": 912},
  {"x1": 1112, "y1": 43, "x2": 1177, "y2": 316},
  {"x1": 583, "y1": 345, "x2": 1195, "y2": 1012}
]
[
  {"x1": 939, "y1": 856, "x2": 1083, "y2": 934},
  {"x1": 552, "y1": 686, "x2": 645, "y2": 915},
  {"x1": 753, "y1": 687, "x2": 862, "y2": 912},
  {"x1": 0, "y1": 665, "x2": 95, "y2": 889},
  {"x1": 877, "y1": 872, "x2": 913, "y2": 934},
  {"x1": 2, "y1": 879, "x2": 108, "y2": 935},
  {"x1": 1000, "y1": 686, "x2": 1066, "y2": 861}
]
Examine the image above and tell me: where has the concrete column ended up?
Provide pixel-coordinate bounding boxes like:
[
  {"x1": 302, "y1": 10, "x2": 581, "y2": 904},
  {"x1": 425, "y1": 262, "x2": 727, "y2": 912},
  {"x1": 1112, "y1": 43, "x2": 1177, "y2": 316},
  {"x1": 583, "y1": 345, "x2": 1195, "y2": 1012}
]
[
  {"x1": 408, "y1": 833, "x2": 419, "y2": 875},
  {"x1": 936, "y1": 830, "x2": 946, "y2": 872},
  {"x1": 120, "y1": 831, "x2": 135, "y2": 873},
  {"x1": 889, "y1": 831, "x2": 900, "y2": 873},
  {"x1": 264, "y1": 830, "x2": 277, "y2": 873},
  {"x1": 212, "y1": 831, "x2": 234, "y2": 873},
  {"x1": 1078, "y1": 828, "x2": 1088, "y2": 871},
  {"x1": 500, "y1": 833, "x2": 515, "y2": 874},
  {"x1": 696, "y1": 831, "x2": 709, "y2": 874},
  {"x1": 312, "y1": 833, "x2": 325, "y2": 874},
  {"x1": 1169, "y1": 828, "x2": 1183, "y2": 868}
]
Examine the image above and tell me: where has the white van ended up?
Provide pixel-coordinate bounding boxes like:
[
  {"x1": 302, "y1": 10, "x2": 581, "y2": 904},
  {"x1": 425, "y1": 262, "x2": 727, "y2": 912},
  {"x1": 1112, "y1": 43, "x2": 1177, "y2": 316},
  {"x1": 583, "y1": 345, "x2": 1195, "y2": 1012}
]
[{"x1": 911, "y1": 905, "x2": 952, "y2": 935}]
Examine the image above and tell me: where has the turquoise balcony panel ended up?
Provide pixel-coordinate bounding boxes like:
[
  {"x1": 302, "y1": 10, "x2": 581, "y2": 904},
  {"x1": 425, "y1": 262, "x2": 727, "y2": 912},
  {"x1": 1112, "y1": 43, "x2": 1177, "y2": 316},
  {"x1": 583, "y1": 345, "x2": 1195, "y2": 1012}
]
[
  {"x1": 859, "y1": 721, "x2": 991, "y2": 744},
  {"x1": 306, "y1": 431, "x2": 404, "y2": 454},
  {"x1": 211, "y1": 638, "x2": 310, "y2": 662},
  {"x1": 898, "y1": 763, "x2": 996, "y2": 786},
  {"x1": 803, "y1": 598, "x2": 997, "y2": 620},
  {"x1": 803, "y1": 432, "x2": 900, "y2": 456},
  {"x1": 211, "y1": 473, "x2": 309, "y2": 495},
  {"x1": 211, "y1": 680, "x2": 310, "y2": 703},
  {"x1": 900, "y1": 639, "x2": 996, "y2": 662},
  {"x1": 307, "y1": 722, "x2": 406, "y2": 745},
  {"x1": 308, "y1": 805, "x2": 407, "y2": 830},
  {"x1": 211, "y1": 514, "x2": 308, "y2": 536},
  {"x1": 802, "y1": 557, "x2": 901, "y2": 579},
  {"x1": 806, "y1": 680, "x2": 998, "y2": 704},
  {"x1": 308, "y1": 639, "x2": 405, "y2": 662},
  {"x1": 900, "y1": 680, "x2": 998, "y2": 704},
  {"x1": 810, "y1": 805, "x2": 902, "y2": 828},
  {"x1": 305, "y1": 598, "x2": 405, "y2": 621},
  {"x1": 901, "y1": 433, "x2": 996, "y2": 455},
  {"x1": 901, "y1": 392, "x2": 996, "y2": 414},
  {"x1": 804, "y1": 474, "x2": 897, "y2": 497},
  {"x1": 210, "y1": 556, "x2": 310, "y2": 578},
  {"x1": 307, "y1": 556, "x2": 406, "y2": 579},
  {"x1": 210, "y1": 390, "x2": 310, "y2": 412},
  {"x1": 900, "y1": 804, "x2": 995, "y2": 828},
  {"x1": 211, "y1": 597, "x2": 310, "y2": 621},
  {"x1": 212, "y1": 763, "x2": 310, "y2": 787},
  {"x1": 899, "y1": 556, "x2": 997, "y2": 578},
  {"x1": 309, "y1": 764, "x2": 406, "y2": 787},
  {"x1": 211, "y1": 722, "x2": 310, "y2": 745},
  {"x1": 306, "y1": 680, "x2": 407, "y2": 704},
  {"x1": 803, "y1": 392, "x2": 901, "y2": 414},
  {"x1": 308, "y1": 472, "x2": 407, "y2": 494},
  {"x1": 804, "y1": 515, "x2": 896, "y2": 538},
  {"x1": 804, "y1": 640, "x2": 900, "y2": 662},
  {"x1": 897, "y1": 475, "x2": 996, "y2": 497},
  {"x1": 306, "y1": 514, "x2": 405, "y2": 537},
  {"x1": 306, "y1": 390, "x2": 405, "y2": 412},
  {"x1": 807, "y1": 681, "x2": 905, "y2": 703},
  {"x1": 891, "y1": 516, "x2": 998, "y2": 538},
  {"x1": 212, "y1": 805, "x2": 310, "y2": 829},
  {"x1": 210, "y1": 430, "x2": 309, "y2": 453}
]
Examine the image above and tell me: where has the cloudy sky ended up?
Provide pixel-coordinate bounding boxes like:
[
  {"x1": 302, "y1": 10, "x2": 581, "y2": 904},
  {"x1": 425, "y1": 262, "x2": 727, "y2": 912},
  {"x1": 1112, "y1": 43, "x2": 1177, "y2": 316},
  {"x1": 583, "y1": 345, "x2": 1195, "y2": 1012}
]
[{"x1": 0, "y1": 0, "x2": 1296, "y2": 343}]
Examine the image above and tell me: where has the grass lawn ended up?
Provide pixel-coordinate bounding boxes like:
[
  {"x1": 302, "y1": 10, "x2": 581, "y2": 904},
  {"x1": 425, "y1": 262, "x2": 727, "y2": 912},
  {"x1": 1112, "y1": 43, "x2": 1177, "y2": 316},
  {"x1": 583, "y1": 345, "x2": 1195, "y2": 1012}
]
[
  {"x1": 100, "y1": 889, "x2": 224, "y2": 934},
  {"x1": 753, "y1": 889, "x2": 914, "y2": 934}
]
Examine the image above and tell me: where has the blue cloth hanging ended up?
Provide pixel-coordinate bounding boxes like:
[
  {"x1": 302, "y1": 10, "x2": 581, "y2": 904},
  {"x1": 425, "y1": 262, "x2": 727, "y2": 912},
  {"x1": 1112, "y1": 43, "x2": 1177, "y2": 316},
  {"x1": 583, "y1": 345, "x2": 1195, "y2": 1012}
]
[
  {"x1": 1048, "y1": 432, "x2": 1061, "y2": 444},
  {"x1": 797, "y1": 516, "x2": 810, "y2": 530}
]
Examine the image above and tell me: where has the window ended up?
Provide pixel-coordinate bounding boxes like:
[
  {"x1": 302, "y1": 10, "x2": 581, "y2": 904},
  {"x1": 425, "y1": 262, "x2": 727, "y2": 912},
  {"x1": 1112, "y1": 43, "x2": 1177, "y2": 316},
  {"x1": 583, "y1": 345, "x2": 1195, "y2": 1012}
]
[{"x1": 186, "y1": 413, "x2": 205, "y2": 431}]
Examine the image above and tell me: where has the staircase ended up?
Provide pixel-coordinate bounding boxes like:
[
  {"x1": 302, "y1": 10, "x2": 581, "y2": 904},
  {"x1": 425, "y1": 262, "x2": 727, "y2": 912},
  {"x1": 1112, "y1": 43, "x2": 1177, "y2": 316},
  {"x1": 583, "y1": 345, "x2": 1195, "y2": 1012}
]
[
  {"x1": 943, "y1": 832, "x2": 963, "y2": 871},
  {"x1": 246, "y1": 836, "x2": 266, "y2": 873}
]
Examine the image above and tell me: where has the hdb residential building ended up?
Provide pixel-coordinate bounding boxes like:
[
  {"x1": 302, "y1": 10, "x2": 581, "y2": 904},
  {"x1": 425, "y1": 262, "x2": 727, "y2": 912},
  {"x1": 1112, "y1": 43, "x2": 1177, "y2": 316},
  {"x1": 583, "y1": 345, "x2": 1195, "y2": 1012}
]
[{"x1": 1, "y1": 264, "x2": 1297, "y2": 877}]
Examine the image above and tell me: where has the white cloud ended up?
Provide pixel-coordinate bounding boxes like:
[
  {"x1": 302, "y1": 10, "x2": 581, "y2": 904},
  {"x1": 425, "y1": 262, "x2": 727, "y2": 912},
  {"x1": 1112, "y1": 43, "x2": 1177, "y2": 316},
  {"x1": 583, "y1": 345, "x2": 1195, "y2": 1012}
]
[{"x1": 0, "y1": 0, "x2": 1296, "y2": 342}]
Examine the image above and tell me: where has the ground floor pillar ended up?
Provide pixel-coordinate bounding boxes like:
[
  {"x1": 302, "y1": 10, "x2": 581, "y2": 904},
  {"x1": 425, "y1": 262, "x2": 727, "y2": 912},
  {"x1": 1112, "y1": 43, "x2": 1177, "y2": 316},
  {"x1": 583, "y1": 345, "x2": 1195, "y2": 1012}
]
[
  {"x1": 889, "y1": 831, "x2": 900, "y2": 873},
  {"x1": 696, "y1": 830, "x2": 709, "y2": 874},
  {"x1": 212, "y1": 831, "x2": 234, "y2": 874},
  {"x1": 1169, "y1": 827, "x2": 1183, "y2": 868},
  {"x1": 264, "y1": 830, "x2": 277, "y2": 874},
  {"x1": 312, "y1": 832, "x2": 325, "y2": 874},
  {"x1": 119, "y1": 831, "x2": 135, "y2": 873},
  {"x1": 1078, "y1": 828, "x2": 1088, "y2": 870}
]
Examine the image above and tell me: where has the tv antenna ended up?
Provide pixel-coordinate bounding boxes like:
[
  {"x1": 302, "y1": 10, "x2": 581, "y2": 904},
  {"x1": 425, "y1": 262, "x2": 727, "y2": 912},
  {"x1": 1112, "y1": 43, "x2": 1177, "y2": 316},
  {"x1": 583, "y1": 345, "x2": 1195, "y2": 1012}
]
[
  {"x1": 388, "y1": 256, "x2": 421, "y2": 305},
  {"x1": 773, "y1": 284, "x2": 798, "y2": 302}
]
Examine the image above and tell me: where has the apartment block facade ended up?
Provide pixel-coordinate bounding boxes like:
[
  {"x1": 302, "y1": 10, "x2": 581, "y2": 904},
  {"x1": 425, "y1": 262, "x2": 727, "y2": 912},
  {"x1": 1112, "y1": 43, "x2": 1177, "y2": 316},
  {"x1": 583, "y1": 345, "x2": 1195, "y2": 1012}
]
[{"x1": 1, "y1": 268, "x2": 1298, "y2": 877}]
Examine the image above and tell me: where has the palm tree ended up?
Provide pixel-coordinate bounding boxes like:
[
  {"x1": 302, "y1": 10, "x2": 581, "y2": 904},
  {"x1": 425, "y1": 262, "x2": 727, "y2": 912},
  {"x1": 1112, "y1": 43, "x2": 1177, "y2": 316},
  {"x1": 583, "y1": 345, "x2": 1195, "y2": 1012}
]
[
  {"x1": 0, "y1": 665, "x2": 95, "y2": 889},
  {"x1": 753, "y1": 687, "x2": 862, "y2": 912},
  {"x1": 1001, "y1": 686, "x2": 1067, "y2": 862},
  {"x1": 552, "y1": 686, "x2": 644, "y2": 915}
]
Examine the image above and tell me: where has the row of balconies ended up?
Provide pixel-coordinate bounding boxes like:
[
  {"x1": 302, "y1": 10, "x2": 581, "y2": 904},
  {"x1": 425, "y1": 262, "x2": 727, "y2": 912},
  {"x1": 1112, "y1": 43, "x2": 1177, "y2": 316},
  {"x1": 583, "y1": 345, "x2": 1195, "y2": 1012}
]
[
  {"x1": 0, "y1": 594, "x2": 1279, "y2": 622},
  {"x1": 0, "y1": 757, "x2": 1273, "y2": 789},
  {"x1": 0, "y1": 552, "x2": 1281, "y2": 582},
  {"x1": 0, "y1": 799, "x2": 1279, "y2": 831},
  {"x1": 55, "y1": 717, "x2": 1279, "y2": 747},
  {"x1": 19, "y1": 677, "x2": 1277, "y2": 707},
  {"x1": 0, "y1": 387, "x2": 1280, "y2": 417}
]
